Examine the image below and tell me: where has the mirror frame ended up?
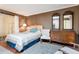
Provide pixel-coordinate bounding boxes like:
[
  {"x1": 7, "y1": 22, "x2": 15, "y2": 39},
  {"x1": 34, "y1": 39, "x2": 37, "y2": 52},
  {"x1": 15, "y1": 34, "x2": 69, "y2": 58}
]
[
  {"x1": 63, "y1": 11, "x2": 74, "y2": 30},
  {"x1": 52, "y1": 13, "x2": 60, "y2": 31}
]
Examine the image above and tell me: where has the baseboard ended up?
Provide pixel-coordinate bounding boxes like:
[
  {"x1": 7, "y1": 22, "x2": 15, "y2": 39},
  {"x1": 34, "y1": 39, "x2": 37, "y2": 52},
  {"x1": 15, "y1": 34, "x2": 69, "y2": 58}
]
[{"x1": 42, "y1": 39, "x2": 73, "y2": 46}]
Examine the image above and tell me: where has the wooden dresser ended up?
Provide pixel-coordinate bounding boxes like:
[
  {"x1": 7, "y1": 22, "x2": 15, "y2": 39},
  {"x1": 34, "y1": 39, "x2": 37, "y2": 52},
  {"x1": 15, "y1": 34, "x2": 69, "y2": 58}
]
[{"x1": 50, "y1": 31, "x2": 76, "y2": 44}]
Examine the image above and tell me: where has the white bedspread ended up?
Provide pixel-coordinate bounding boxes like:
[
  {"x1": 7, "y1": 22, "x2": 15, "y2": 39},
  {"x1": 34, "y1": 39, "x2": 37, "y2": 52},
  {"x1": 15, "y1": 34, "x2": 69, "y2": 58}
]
[{"x1": 5, "y1": 31, "x2": 41, "y2": 51}]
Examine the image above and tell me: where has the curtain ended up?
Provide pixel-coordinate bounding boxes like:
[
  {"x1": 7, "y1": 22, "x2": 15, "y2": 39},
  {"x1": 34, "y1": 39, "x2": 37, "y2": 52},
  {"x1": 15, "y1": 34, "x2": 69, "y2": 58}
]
[
  {"x1": 0, "y1": 13, "x2": 17, "y2": 35},
  {"x1": 0, "y1": 13, "x2": 4, "y2": 35},
  {"x1": 3, "y1": 14, "x2": 14, "y2": 34},
  {"x1": 13, "y1": 16, "x2": 19, "y2": 33},
  {"x1": 0, "y1": 13, "x2": 19, "y2": 35}
]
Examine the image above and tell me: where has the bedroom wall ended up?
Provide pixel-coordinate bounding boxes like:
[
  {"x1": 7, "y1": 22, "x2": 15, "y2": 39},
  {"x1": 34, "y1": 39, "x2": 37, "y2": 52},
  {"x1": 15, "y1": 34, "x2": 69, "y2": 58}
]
[{"x1": 28, "y1": 5, "x2": 79, "y2": 34}]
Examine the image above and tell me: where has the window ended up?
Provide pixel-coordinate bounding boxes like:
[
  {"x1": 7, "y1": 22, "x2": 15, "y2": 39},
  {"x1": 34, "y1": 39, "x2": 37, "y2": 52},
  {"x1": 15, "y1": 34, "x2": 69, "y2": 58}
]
[
  {"x1": 52, "y1": 13, "x2": 60, "y2": 30},
  {"x1": 63, "y1": 11, "x2": 73, "y2": 30}
]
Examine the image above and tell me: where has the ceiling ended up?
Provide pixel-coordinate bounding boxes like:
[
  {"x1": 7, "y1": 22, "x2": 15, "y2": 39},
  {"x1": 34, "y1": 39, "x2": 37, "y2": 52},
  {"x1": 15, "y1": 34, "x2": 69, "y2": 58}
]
[{"x1": 0, "y1": 4, "x2": 78, "y2": 16}]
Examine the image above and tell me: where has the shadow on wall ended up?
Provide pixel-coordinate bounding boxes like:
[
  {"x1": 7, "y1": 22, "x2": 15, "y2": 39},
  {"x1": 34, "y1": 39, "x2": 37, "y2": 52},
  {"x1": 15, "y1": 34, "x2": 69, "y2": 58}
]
[
  {"x1": 26, "y1": 17, "x2": 32, "y2": 26},
  {"x1": 76, "y1": 34, "x2": 79, "y2": 44}
]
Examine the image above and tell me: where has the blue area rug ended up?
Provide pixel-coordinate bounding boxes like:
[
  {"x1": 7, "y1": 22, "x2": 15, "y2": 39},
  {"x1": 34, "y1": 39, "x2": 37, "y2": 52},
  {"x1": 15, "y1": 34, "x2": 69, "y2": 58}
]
[{"x1": 22, "y1": 42, "x2": 63, "y2": 54}]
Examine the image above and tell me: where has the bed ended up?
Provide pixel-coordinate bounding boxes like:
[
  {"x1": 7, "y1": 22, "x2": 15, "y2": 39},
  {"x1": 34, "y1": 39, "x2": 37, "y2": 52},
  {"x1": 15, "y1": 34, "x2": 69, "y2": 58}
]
[{"x1": 5, "y1": 25, "x2": 42, "y2": 52}]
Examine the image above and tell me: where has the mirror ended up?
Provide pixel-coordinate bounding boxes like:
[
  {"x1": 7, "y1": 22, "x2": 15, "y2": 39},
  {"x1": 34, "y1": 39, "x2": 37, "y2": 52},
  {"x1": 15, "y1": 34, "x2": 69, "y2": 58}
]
[
  {"x1": 52, "y1": 13, "x2": 60, "y2": 30},
  {"x1": 63, "y1": 11, "x2": 73, "y2": 30}
]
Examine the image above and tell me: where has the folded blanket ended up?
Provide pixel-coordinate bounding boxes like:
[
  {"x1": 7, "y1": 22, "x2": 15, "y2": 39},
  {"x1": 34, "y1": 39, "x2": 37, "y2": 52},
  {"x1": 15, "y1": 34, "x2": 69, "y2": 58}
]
[{"x1": 55, "y1": 46, "x2": 79, "y2": 54}]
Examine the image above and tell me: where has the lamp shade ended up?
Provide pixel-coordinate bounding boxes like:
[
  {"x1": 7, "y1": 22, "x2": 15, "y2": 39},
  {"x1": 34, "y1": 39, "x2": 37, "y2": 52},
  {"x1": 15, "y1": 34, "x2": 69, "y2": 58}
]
[{"x1": 23, "y1": 24, "x2": 27, "y2": 26}]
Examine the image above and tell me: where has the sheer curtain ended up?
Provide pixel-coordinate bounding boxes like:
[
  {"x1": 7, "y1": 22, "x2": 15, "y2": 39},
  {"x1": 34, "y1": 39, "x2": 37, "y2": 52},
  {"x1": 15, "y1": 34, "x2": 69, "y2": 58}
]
[
  {"x1": 13, "y1": 16, "x2": 19, "y2": 33},
  {"x1": 0, "y1": 13, "x2": 19, "y2": 35},
  {"x1": 0, "y1": 13, "x2": 4, "y2": 35},
  {"x1": 3, "y1": 14, "x2": 14, "y2": 34},
  {"x1": 3, "y1": 15, "x2": 19, "y2": 34}
]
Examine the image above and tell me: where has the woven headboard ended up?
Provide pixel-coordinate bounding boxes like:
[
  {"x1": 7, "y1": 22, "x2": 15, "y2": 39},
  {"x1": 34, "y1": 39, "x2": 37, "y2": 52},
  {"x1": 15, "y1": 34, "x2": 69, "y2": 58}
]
[{"x1": 26, "y1": 25, "x2": 43, "y2": 31}]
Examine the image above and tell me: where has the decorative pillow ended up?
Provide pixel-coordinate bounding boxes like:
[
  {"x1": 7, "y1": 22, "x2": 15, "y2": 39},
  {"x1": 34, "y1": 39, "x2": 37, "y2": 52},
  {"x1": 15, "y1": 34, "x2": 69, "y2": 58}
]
[{"x1": 30, "y1": 28, "x2": 38, "y2": 33}]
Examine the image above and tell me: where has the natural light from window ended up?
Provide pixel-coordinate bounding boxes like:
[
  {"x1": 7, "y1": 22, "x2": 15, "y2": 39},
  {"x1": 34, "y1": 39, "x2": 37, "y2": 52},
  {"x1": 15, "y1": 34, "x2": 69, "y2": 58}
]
[
  {"x1": 53, "y1": 16, "x2": 59, "y2": 29},
  {"x1": 64, "y1": 15, "x2": 72, "y2": 29}
]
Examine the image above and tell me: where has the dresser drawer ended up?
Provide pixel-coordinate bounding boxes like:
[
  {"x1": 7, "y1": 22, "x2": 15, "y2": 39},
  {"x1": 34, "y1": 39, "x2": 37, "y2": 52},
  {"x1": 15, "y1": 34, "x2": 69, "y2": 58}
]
[{"x1": 50, "y1": 31, "x2": 76, "y2": 44}]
